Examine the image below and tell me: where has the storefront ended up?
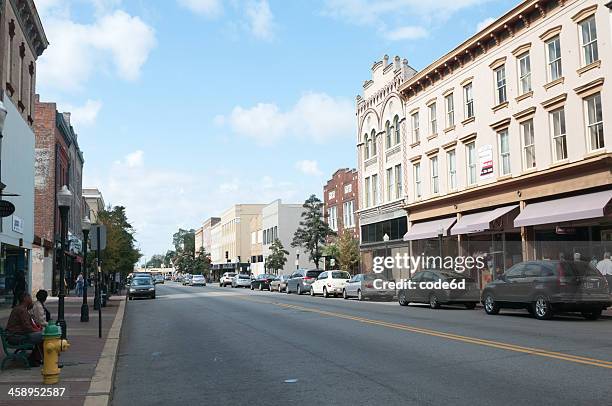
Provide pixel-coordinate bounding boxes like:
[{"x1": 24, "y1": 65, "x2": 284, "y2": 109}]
[{"x1": 0, "y1": 243, "x2": 30, "y2": 306}]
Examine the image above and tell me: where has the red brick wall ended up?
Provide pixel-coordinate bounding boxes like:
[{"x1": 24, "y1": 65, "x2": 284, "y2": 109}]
[{"x1": 323, "y1": 168, "x2": 360, "y2": 239}]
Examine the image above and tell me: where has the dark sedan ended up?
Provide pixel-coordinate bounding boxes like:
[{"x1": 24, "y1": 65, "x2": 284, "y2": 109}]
[
  {"x1": 251, "y1": 274, "x2": 276, "y2": 291},
  {"x1": 128, "y1": 276, "x2": 156, "y2": 300},
  {"x1": 398, "y1": 270, "x2": 480, "y2": 309}
]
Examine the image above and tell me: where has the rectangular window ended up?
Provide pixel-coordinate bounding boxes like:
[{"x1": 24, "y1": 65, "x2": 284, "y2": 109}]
[
  {"x1": 364, "y1": 177, "x2": 371, "y2": 208},
  {"x1": 586, "y1": 93, "x2": 604, "y2": 151},
  {"x1": 466, "y1": 142, "x2": 477, "y2": 185},
  {"x1": 550, "y1": 108, "x2": 567, "y2": 161},
  {"x1": 445, "y1": 93, "x2": 454, "y2": 128},
  {"x1": 394, "y1": 116, "x2": 401, "y2": 145},
  {"x1": 344, "y1": 184, "x2": 352, "y2": 194},
  {"x1": 430, "y1": 156, "x2": 439, "y2": 194},
  {"x1": 386, "y1": 167, "x2": 393, "y2": 201},
  {"x1": 580, "y1": 16, "x2": 599, "y2": 66},
  {"x1": 447, "y1": 150, "x2": 457, "y2": 191},
  {"x1": 498, "y1": 129, "x2": 511, "y2": 175},
  {"x1": 411, "y1": 112, "x2": 420, "y2": 143},
  {"x1": 328, "y1": 207, "x2": 337, "y2": 231},
  {"x1": 371, "y1": 174, "x2": 378, "y2": 206},
  {"x1": 464, "y1": 83, "x2": 474, "y2": 119},
  {"x1": 394, "y1": 164, "x2": 402, "y2": 199},
  {"x1": 546, "y1": 36, "x2": 562, "y2": 81},
  {"x1": 521, "y1": 119, "x2": 536, "y2": 169},
  {"x1": 343, "y1": 201, "x2": 354, "y2": 228},
  {"x1": 429, "y1": 102, "x2": 437, "y2": 135},
  {"x1": 495, "y1": 66, "x2": 507, "y2": 104},
  {"x1": 518, "y1": 53, "x2": 532, "y2": 94},
  {"x1": 413, "y1": 163, "x2": 421, "y2": 199}
]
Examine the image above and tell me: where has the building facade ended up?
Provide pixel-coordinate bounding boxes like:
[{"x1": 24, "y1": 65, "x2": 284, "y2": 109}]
[
  {"x1": 201, "y1": 217, "x2": 220, "y2": 255},
  {"x1": 396, "y1": 0, "x2": 611, "y2": 286},
  {"x1": 83, "y1": 188, "x2": 105, "y2": 223},
  {"x1": 356, "y1": 55, "x2": 416, "y2": 276},
  {"x1": 249, "y1": 214, "x2": 264, "y2": 275},
  {"x1": 194, "y1": 227, "x2": 203, "y2": 253},
  {"x1": 323, "y1": 168, "x2": 359, "y2": 240},
  {"x1": 0, "y1": 0, "x2": 47, "y2": 306}
]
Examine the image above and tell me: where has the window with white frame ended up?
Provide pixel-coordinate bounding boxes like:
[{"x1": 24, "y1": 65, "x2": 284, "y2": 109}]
[
  {"x1": 521, "y1": 119, "x2": 536, "y2": 169},
  {"x1": 371, "y1": 130, "x2": 377, "y2": 156},
  {"x1": 393, "y1": 115, "x2": 400, "y2": 145},
  {"x1": 385, "y1": 120, "x2": 392, "y2": 149},
  {"x1": 580, "y1": 16, "x2": 599, "y2": 66},
  {"x1": 364, "y1": 134, "x2": 370, "y2": 159},
  {"x1": 546, "y1": 36, "x2": 562, "y2": 81},
  {"x1": 445, "y1": 93, "x2": 454, "y2": 128},
  {"x1": 429, "y1": 102, "x2": 437, "y2": 135},
  {"x1": 585, "y1": 93, "x2": 604, "y2": 151},
  {"x1": 464, "y1": 83, "x2": 474, "y2": 119},
  {"x1": 364, "y1": 177, "x2": 371, "y2": 207},
  {"x1": 371, "y1": 174, "x2": 378, "y2": 206},
  {"x1": 518, "y1": 53, "x2": 532, "y2": 94},
  {"x1": 550, "y1": 108, "x2": 567, "y2": 161},
  {"x1": 344, "y1": 183, "x2": 352, "y2": 194},
  {"x1": 447, "y1": 150, "x2": 457, "y2": 191},
  {"x1": 394, "y1": 164, "x2": 402, "y2": 198},
  {"x1": 498, "y1": 129, "x2": 511, "y2": 176},
  {"x1": 386, "y1": 167, "x2": 393, "y2": 201},
  {"x1": 430, "y1": 156, "x2": 439, "y2": 194},
  {"x1": 343, "y1": 200, "x2": 355, "y2": 228},
  {"x1": 413, "y1": 163, "x2": 421, "y2": 199},
  {"x1": 466, "y1": 142, "x2": 477, "y2": 185},
  {"x1": 494, "y1": 65, "x2": 507, "y2": 104},
  {"x1": 411, "y1": 112, "x2": 420, "y2": 143},
  {"x1": 328, "y1": 206, "x2": 337, "y2": 231},
  {"x1": 328, "y1": 190, "x2": 335, "y2": 200}
]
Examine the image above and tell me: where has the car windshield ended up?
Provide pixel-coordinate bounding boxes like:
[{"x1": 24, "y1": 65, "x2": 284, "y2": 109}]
[
  {"x1": 226, "y1": 273, "x2": 236, "y2": 277},
  {"x1": 238, "y1": 274, "x2": 250, "y2": 279},
  {"x1": 133, "y1": 278, "x2": 152, "y2": 286},
  {"x1": 193, "y1": 275, "x2": 204, "y2": 279},
  {"x1": 305, "y1": 271, "x2": 323, "y2": 278},
  {"x1": 332, "y1": 271, "x2": 350, "y2": 279},
  {"x1": 439, "y1": 271, "x2": 475, "y2": 282}
]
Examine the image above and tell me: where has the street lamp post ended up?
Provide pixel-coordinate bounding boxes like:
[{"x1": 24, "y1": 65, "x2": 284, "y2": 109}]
[
  {"x1": 80, "y1": 217, "x2": 91, "y2": 322},
  {"x1": 437, "y1": 227, "x2": 444, "y2": 259},
  {"x1": 383, "y1": 233, "x2": 390, "y2": 278},
  {"x1": 0, "y1": 99, "x2": 8, "y2": 199},
  {"x1": 57, "y1": 185, "x2": 72, "y2": 339},
  {"x1": 295, "y1": 249, "x2": 300, "y2": 270}
]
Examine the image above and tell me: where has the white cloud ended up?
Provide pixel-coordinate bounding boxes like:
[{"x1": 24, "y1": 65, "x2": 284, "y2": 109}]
[
  {"x1": 295, "y1": 160, "x2": 322, "y2": 176},
  {"x1": 245, "y1": 0, "x2": 275, "y2": 40},
  {"x1": 62, "y1": 99, "x2": 103, "y2": 128},
  {"x1": 177, "y1": 0, "x2": 223, "y2": 17},
  {"x1": 125, "y1": 150, "x2": 144, "y2": 167},
  {"x1": 220, "y1": 92, "x2": 354, "y2": 145},
  {"x1": 37, "y1": 7, "x2": 156, "y2": 92},
  {"x1": 384, "y1": 26, "x2": 428, "y2": 41},
  {"x1": 476, "y1": 17, "x2": 495, "y2": 32}
]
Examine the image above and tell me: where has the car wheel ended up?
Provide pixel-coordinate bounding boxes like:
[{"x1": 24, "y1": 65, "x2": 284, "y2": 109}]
[
  {"x1": 581, "y1": 309, "x2": 602, "y2": 320},
  {"x1": 259, "y1": 284, "x2": 263, "y2": 291},
  {"x1": 483, "y1": 294, "x2": 500, "y2": 315},
  {"x1": 464, "y1": 302, "x2": 476, "y2": 310},
  {"x1": 533, "y1": 295, "x2": 553, "y2": 320},
  {"x1": 342, "y1": 289, "x2": 348, "y2": 299},
  {"x1": 297, "y1": 285, "x2": 302, "y2": 295},
  {"x1": 286, "y1": 286, "x2": 291, "y2": 294},
  {"x1": 429, "y1": 293, "x2": 441, "y2": 309},
  {"x1": 357, "y1": 290, "x2": 363, "y2": 301},
  {"x1": 250, "y1": 285, "x2": 254, "y2": 290},
  {"x1": 323, "y1": 287, "x2": 328, "y2": 298},
  {"x1": 398, "y1": 291, "x2": 408, "y2": 306},
  {"x1": 151, "y1": 294, "x2": 156, "y2": 299},
  {"x1": 310, "y1": 288, "x2": 315, "y2": 296}
]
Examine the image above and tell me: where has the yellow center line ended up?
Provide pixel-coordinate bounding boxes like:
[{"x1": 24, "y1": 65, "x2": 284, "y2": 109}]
[{"x1": 240, "y1": 296, "x2": 612, "y2": 370}]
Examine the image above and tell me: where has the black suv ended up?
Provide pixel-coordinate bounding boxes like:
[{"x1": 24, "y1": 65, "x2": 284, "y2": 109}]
[{"x1": 482, "y1": 260, "x2": 611, "y2": 320}]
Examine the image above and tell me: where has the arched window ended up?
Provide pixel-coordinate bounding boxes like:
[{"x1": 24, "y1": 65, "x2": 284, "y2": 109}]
[
  {"x1": 364, "y1": 134, "x2": 370, "y2": 159},
  {"x1": 385, "y1": 121, "x2": 391, "y2": 149},
  {"x1": 371, "y1": 129, "x2": 377, "y2": 156},
  {"x1": 394, "y1": 115, "x2": 400, "y2": 145}
]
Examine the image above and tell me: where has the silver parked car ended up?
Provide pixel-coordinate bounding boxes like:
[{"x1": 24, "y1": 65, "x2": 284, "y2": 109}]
[
  {"x1": 191, "y1": 274, "x2": 206, "y2": 286},
  {"x1": 269, "y1": 275, "x2": 290, "y2": 292},
  {"x1": 343, "y1": 273, "x2": 395, "y2": 301},
  {"x1": 286, "y1": 269, "x2": 323, "y2": 295},
  {"x1": 231, "y1": 273, "x2": 252, "y2": 288}
]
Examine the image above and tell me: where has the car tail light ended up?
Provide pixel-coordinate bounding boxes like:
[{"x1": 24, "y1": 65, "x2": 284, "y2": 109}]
[
  {"x1": 327, "y1": 283, "x2": 331, "y2": 287},
  {"x1": 365, "y1": 282, "x2": 373, "y2": 288},
  {"x1": 303, "y1": 276, "x2": 313, "y2": 281}
]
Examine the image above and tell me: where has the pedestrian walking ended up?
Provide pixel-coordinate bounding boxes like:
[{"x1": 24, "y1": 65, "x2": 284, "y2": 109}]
[
  {"x1": 12, "y1": 270, "x2": 27, "y2": 308},
  {"x1": 76, "y1": 273, "x2": 84, "y2": 296},
  {"x1": 596, "y1": 252, "x2": 612, "y2": 293}
]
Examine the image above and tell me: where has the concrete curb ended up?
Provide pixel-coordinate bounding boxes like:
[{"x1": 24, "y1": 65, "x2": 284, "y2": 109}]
[{"x1": 83, "y1": 298, "x2": 126, "y2": 406}]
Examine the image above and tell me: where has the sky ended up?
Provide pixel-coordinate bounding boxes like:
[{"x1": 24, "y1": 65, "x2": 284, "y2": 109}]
[{"x1": 34, "y1": 0, "x2": 518, "y2": 261}]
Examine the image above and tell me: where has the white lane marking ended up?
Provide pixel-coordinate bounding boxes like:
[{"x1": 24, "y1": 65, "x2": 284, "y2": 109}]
[{"x1": 157, "y1": 291, "x2": 246, "y2": 299}]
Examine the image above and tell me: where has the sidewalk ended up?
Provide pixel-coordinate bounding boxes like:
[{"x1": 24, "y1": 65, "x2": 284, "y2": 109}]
[{"x1": 0, "y1": 293, "x2": 126, "y2": 406}]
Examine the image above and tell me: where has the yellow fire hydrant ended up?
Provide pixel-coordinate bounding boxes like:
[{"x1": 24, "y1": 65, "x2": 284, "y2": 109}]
[{"x1": 42, "y1": 322, "x2": 70, "y2": 384}]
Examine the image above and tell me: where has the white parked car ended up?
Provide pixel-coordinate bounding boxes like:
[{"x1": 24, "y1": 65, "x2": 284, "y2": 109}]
[
  {"x1": 310, "y1": 271, "x2": 351, "y2": 298},
  {"x1": 191, "y1": 274, "x2": 206, "y2": 286},
  {"x1": 219, "y1": 272, "x2": 236, "y2": 287}
]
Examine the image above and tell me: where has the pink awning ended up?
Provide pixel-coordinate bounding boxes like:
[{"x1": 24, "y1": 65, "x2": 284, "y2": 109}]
[{"x1": 403, "y1": 217, "x2": 456, "y2": 241}]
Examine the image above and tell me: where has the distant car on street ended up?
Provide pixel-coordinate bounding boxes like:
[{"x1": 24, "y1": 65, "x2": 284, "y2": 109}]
[
  {"x1": 154, "y1": 274, "x2": 164, "y2": 284},
  {"x1": 482, "y1": 260, "x2": 612, "y2": 320},
  {"x1": 182, "y1": 274, "x2": 192, "y2": 286},
  {"x1": 190, "y1": 274, "x2": 206, "y2": 286},
  {"x1": 310, "y1": 271, "x2": 351, "y2": 298},
  {"x1": 231, "y1": 273, "x2": 251, "y2": 288},
  {"x1": 343, "y1": 273, "x2": 395, "y2": 301},
  {"x1": 286, "y1": 269, "x2": 324, "y2": 295},
  {"x1": 398, "y1": 270, "x2": 480, "y2": 309},
  {"x1": 251, "y1": 274, "x2": 275, "y2": 291},
  {"x1": 219, "y1": 272, "x2": 236, "y2": 287},
  {"x1": 128, "y1": 276, "x2": 156, "y2": 300},
  {"x1": 269, "y1": 274, "x2": 290, "y2": 292}
]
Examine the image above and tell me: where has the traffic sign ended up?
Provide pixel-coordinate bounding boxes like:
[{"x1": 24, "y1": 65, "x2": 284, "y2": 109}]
[
  {"x1": 91, "y1": 225, "x2": 107, "y2": 251},
  {"x1": 0, "y1": 200, "x2": 15, "y2": 218}
]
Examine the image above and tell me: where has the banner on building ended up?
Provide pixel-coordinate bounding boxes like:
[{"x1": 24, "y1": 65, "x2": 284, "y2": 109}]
[{"x1": 479, "y1": 145, "x2": 494, "y2": 180}]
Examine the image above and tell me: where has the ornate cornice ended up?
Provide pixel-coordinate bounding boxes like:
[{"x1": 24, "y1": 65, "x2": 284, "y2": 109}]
[{"x1": 10, "y1": 0, "x2": 49, "y2": 57}]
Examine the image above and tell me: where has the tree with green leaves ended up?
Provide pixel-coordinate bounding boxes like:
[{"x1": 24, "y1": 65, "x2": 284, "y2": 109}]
[
  {"x1": 145, "y1": 255, "x2": 164, "y2": 268},
  {"x1": 192, "y1": 247, "x2": 211, "y2": 276},
  {"x1": 95, "y1": 206, "x2": 141, "y2": 280},
  {"x1": 323, "y1": 242, "x2": 339, "y2": 270},
  {"x1": 291, "y1": 194, "x2": 336, "y2": 269},
  {"x1": 337, "y1": 231, "x2": 360, "y2": 274},
  {"x1": 173, "y1": 229, "x2": 195, "y2": 253},
  {"x1": 163, "y1": 250, "x2": 176, "y2": 268},
  {"x1": 265, "y1": 238, "x2": 289, "y2": 274}
]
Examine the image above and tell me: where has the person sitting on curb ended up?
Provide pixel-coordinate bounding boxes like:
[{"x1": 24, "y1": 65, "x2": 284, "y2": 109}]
[
  {"x1": 31, "y1": 289, "x2": 51, "y2": 328},
  {"x1": 5, "y1": 292, "x2": 44, "y2": 367}
]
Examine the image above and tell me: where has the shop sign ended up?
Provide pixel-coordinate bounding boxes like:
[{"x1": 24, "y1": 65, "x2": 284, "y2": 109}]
[
  {"x1": 0, "y1": 200, "x2": 15, "y2": 218},
  {"x1": 555, "y1": 226, "x2": 576, "y2": 235},
  {"x1": 12, "y1": 216, "x2": 24, "y2": 234},
  {"x1": 479, "y1": 145, "x2": 494, "y2": 179}
]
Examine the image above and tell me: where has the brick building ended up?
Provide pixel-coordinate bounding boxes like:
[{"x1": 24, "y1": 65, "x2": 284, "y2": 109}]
[
  {"x1": 32, "y1": 96, "x2": 84, "y2": 295},
  {"x1": 323, "y1": 168, "x2": 359, "y2": 240}
]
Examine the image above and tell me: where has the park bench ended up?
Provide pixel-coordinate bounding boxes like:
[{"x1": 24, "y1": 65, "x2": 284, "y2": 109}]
[{"x1": 0, "y1": 326, "x2": 34, "y2": 370}]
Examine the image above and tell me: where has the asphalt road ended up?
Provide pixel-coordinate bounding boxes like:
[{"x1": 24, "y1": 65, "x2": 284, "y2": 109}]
[{"x1": 113, "y1": 282, "x2": 612, "y2": 406}]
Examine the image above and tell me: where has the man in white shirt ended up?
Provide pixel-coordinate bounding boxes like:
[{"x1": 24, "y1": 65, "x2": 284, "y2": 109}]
[{"x1": 596, "y1": 252, "x2": 612, "y2": 293}]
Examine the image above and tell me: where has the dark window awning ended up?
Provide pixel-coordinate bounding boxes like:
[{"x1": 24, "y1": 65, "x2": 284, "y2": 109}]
[
  {"x1": 451, "y1": 205, "x2": 518, "y2": 235},
  {"x1": 403, "y1": 217, "x2": 456, "y2": 241},
  {"x1": 514, "y1": 190, "x2": 612, "y2": 228}
]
